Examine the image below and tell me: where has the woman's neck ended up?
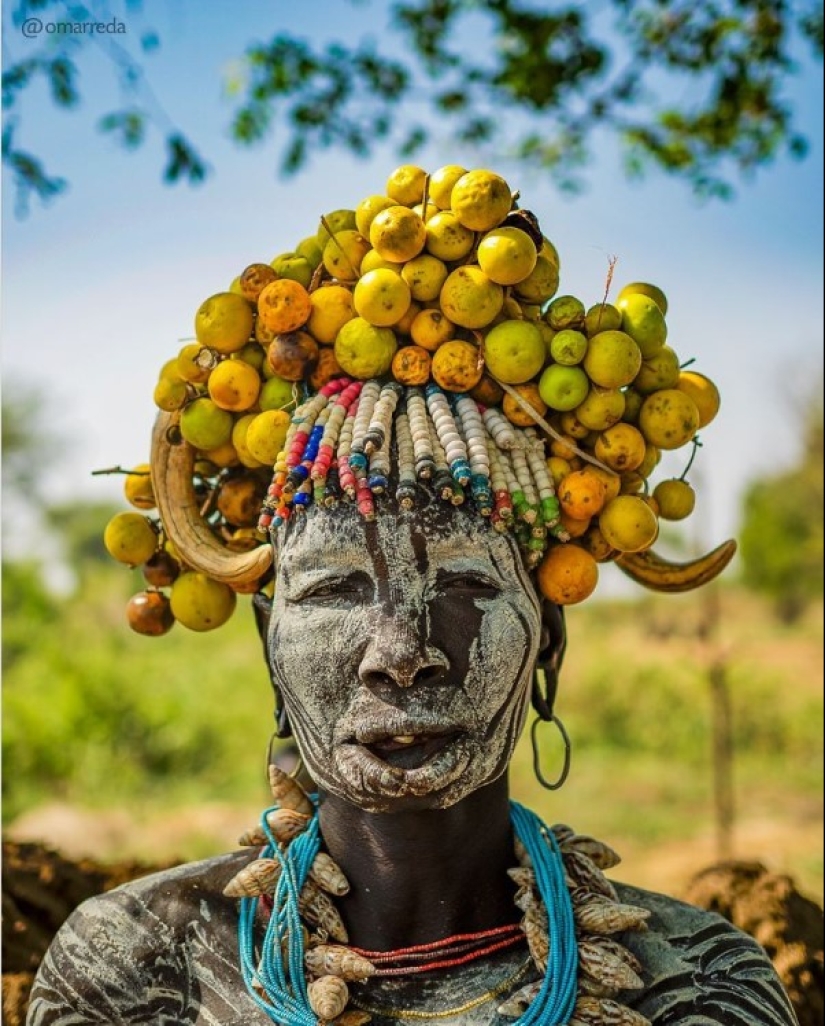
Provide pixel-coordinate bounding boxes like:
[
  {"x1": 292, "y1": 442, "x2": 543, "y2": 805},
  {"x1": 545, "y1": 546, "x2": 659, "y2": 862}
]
[{"x1": 317, "y1": 777, "x2": 520, "y2": 950}]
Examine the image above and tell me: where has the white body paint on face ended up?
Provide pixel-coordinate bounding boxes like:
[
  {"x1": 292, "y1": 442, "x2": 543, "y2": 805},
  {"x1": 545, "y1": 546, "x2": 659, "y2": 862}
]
[{"x1": 268, "y1": 501, "x2": 542, "y2": 812}]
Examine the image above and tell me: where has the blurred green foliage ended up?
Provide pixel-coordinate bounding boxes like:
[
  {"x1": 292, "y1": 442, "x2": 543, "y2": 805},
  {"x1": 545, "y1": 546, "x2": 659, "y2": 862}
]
[{"x1": 739, "y1": 393, "x2": 824, "y2": 621}]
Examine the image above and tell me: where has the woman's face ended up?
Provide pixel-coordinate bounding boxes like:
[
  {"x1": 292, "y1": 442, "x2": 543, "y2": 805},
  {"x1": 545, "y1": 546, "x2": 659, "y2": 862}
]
[{"x1": 267, "y1": 501, "x2": 542, "y2": 812}]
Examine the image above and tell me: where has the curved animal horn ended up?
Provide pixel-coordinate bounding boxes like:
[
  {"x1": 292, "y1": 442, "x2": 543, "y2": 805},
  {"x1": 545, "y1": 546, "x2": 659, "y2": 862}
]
[
  {"x1": 615, "y1": 539, "x2": 737, "y2": 593},
  {"x1": 150, "y1": 412, "x2": 273, "y2": 587}
]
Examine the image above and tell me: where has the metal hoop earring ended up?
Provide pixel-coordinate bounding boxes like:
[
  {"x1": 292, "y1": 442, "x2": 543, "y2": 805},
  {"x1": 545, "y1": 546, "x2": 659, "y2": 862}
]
[
  {"x1": 530, "y1": 714, "x2": 572, "y2": 791},
  {"x1": 265, "y1": 732, "x2": 306, "y2": 782}
]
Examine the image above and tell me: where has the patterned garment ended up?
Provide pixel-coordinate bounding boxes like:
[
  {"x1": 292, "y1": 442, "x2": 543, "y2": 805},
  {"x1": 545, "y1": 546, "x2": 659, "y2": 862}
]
[{"x1": 26, "y1": 850, "x2": 798, "y2": 1025}]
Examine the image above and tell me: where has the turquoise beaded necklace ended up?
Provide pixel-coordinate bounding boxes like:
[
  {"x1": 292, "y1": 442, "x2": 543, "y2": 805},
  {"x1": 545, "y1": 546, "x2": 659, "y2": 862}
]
[{"x1": 237, "y1": 798, "x2": 577, "y2": 1023}]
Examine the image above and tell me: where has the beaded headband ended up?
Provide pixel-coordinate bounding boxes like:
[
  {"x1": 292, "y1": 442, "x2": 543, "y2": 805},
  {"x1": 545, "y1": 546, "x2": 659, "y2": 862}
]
[
  {"x1": 102, "y1": 162, "x2": 736, "y2": 636},
  {"x1": 258, "y1": 378, "x2": 569, "y2": 569}
]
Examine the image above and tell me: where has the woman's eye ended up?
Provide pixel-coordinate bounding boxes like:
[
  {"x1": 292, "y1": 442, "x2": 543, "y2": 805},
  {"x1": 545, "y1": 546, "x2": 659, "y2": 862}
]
[
  {"x1": 439, "y1": 573, "x2": 501, "y2": 596},
  {"x1": 291, "y1": 573, "x2": 373, "y2": 605}
]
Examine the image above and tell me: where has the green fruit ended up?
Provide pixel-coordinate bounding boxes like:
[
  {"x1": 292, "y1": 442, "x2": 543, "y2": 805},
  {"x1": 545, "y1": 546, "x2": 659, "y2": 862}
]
[
  {"x1": 549, "y1": 329, "x2": 588, "y2": 366},
  {"x1": 618, "y1": 293, "x2": 668, "y2": 359},
  {"x1": 483, "y1": 320, "x2": 546, "y2": 384},
  {"x1": 179, "y1": 397, "x2": 234, "y2": 451},
  {"x1": 617, "y1": 281, "x2": 668, "y2": 316},
  {"x1": 538, "y1": 364, "x2": 590, "y2": 412},
  {"x1": 545, "y1": 295, "x2": 586, "y2": 331},
  {"x1": 634, "y1": 345, "x2": 681, "y2": 394},
  {"x1": 104, "y1": 512, "x2": 158, "y2": 567},
  {"x1": 259, "y1": 374, "x2": 296, "y2": 411},
  {"x1": 270, "y1": 252, "x2": 313, "y2": 289}
]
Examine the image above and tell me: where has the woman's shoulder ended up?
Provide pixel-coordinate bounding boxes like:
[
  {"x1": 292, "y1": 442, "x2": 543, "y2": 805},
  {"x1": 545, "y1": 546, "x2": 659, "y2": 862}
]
[
  {"x1": 614, "y1": 881, "x2": 799, "y2": 1025},
  {"x1": 25, "y1": 849, "x2": 262, "y2": 1025}
]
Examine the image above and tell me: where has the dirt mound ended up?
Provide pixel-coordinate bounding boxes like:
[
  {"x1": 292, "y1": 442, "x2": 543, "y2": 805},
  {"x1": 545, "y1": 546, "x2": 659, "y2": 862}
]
[
  {"x1": 684, "y1": 859, "x2": 824, "y2": 1026},
  {"x1": 2, "y1": 840, "x2": 173, "y2": 1026}
]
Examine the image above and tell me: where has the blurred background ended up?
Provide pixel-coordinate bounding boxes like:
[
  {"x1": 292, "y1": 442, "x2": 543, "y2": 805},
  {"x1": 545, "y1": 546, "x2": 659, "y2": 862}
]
[{"x1": 2, "y1": 0, "x2": 823, "y2": 905}]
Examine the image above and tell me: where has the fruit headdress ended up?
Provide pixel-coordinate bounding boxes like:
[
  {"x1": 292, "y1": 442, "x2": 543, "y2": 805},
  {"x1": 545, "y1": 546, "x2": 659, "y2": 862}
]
[{"x1": 102, "y1": 164, "x2": 734, "y2": 636}]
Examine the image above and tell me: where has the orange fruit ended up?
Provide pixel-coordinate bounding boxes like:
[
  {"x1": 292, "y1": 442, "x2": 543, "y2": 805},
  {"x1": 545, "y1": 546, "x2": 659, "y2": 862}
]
[
  {"x1": 392, "y1": 344, "x2": 432, "y2": 386},
  {"x1": 557, "y1": 469, "x2": 607, "y2": 521},
  {"x1": 430, "y1": 340, "x2": 483, "y2": 392},
  {"x1": 257, "y1": 279, "x2": 312, "y2": 334},
  {"x1": 536, "y1": 543, "x2": 599, "y2": 605}
]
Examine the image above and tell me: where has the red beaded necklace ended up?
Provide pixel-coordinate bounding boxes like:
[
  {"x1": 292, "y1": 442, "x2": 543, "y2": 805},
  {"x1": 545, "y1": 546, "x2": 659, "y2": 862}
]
[{"x1": 350, "y1": 923, "x2": 525, "y2": 976}]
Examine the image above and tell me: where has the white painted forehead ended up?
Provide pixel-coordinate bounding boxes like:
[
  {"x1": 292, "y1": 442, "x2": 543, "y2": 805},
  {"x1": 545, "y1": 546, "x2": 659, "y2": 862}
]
[{"x1": 274, "y1": 504, "x2": 531, "y2": 584}]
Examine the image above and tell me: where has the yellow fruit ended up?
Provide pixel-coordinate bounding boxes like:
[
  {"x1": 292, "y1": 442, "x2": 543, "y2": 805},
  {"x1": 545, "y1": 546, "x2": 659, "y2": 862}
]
[
  {"x1": 621, "y1": 388, "x2": 645, "y2": 424},
  {"x1": 316, "y1": 209, "x2": 357, "y2": 244},
  {"x1": 558, "y1": 510, "x2": 591, "y2": 538},
  {"x1": 439, "y1": 266, "x2": 503, "y2": 329},
  {"x1": 355, "y1": 194, "x2": 396, "y2": 237},
  {"x1": 392, "y1": 344, "x2": 432, "y2": 386},
  {"x1": 321, "y1": 229, "x2": 371, "y2": 280},
  {"x1": 200, "y1": 440, "x2": 240, "y2": 468},
  {"x1": 512, "y1": 255, "x2": 560, "y2": 305},
  {"x1": 158, "y1": 357, "x2": 185, "y2": 382},
  {"x1": 104, "y1": 512, "x2": 158, "y2": 566},
  {"x1": 593, "y1": 423, "x2": 647, "y2": 472},
  {"x1": 231, "y1": 414, "x2": 266, "y2": 468},
  {"x1": 307, "y1": 284, "x2": 356, "y2": 344},
  {"x1": 401, "y1": 254, "x2": 449, "y2": 302},
  {"x1": 207, "y1": 358, "x2": 261, "y2": 412},
  {"x1": 180, "y1": 397, "x2": 234, "y2": 450},
  {"x1": 653, "y1": 478, "x2": 696, "y2": 520},
  {"x1": 617, "y1": 281, "x2": 668, "y2": 316},
  {"x1": 450, "y1": 170, "x2": 513, "y2": 232},
  {"x1": 587, "y1": 465, "x2": 622, "y2": 503},
  {"x1": 574, "y1": 387, "x2": 626, "y2": 431},
  {"x1": 483, "y1": 320, "x2": 546, "y2": 384},
  {"x1": 431, "y1": 339, "x2": 483, "y2": 392},
  {"x1": 677, "y1": 370, "x2": 721, "y2": 428},
  {"x1": 359, "y1": 250, "x2": 403, "y2": 275},
  {"x1": 637, "y1": 442, "x2": 661, "y2": 478},
  {"x1": 428, "y1": 164, "x2": 468, "y2": 209},
  {"x1": 633, "y1": 345, "x2": 681, "y2": 394},
  {"x1": 353, "y1": 268, "x2": 412, "y2": 327},
  {"x1": 599, "y1": 495, "x2": 659, "y2": 553},
  {"x1": 638, "y1": 389, "x2": 700, "y2": 450},
  {"x1": 245, "y1": 409, "x2": 291, "y2": 465},
  {"x1": 558, "y1": 410, "x2": 590, "y2": 439},
  {"x1": 424, "y1": 211, "x2": 475, "y2": 262},
  {"x1": 618, "y1": 292, "x2": 668, "y2": 359},
  {"x1": 170, "y1": 571, "x2": 237, "y2": 632},
  {"x1": 195, "y1": 292, "x2": 254, "y2": 355},
  {"x1": 547, "y1": 456, "x2": 573, "y2": 489},
  {"x1": 476, "y1": 227, "x2": 538, "y2": 286},
  {"x1": 410, "y1": 308, "x2": 455, "y2": 351},
  {"x1": 502, "y1": 382, "x2": 547, "y2": 427},
  {"x1": 153, "y1": 377, "x2": 188, "y2": 412},
  {"x1": 412, "y1": 199, "x2": 440, "y2": 223},
  {"x1": 123, "y1": 464, "x2": 156, "y2": 510},
  {"x1": 583, "y1": 330, "x2": 642, "y2": 389},
  {"x1": 386, "y1": 164, "x2": 428, "y2": 206},
  {"x1": 578, "y1": 525, "x2": 617, "y2": 563},
  {"x1": 394, "y1": 300, "x2": 421, "y2": 337},
  {"x1": 257, "y1": 279, "x2": 312, "y2": 334},
  {"x1": 584, "y1": 303, "x2": 622, "y2": 337},
  {"x1": 334, "y1": 317, "x2": 398, "y2": 379},
  {"x1": 369, "y1": 206, "x2": 427, "y2": 263},
  {"x1": 558, "y1": 469, "x2": 608, "y2": 520},
  {"x1": 536, "y1": 543, "x2": 599, "y2": 605},
  {"x1": 177, "y1": 343, "x2": 213, "y2": 384}
]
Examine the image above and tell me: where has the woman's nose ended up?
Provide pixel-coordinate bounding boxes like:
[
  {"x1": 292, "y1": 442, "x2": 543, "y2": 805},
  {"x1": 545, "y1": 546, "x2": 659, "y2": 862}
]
[{"x1": 358, "y1": 617, "x2": 449, "y2": 693}]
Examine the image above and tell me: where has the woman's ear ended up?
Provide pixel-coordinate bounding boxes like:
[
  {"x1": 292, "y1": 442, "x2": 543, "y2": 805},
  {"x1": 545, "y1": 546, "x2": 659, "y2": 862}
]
[
  {"x1": 251, "y1": 591, "x2": 292, "y2": 739},
  {"x1": 533, "y1": 600, "x2": 566, "y2": 720}
]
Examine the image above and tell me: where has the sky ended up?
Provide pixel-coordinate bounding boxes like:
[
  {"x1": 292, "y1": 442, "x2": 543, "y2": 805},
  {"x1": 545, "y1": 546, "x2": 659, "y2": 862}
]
[{"x1": 2, "y1": 1, "x2": 823, "y2": 588}]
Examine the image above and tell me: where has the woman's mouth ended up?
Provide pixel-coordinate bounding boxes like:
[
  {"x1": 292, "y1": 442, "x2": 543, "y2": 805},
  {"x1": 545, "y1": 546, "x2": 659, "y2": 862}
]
[{"x1": 363, "y1": 731, "x2": 459, "y2": 770}]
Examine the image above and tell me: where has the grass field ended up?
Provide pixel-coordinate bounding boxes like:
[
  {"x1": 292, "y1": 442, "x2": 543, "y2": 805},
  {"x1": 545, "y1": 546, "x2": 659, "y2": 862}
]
[{"x1": 3, "y1": 565, "x2": 822, "y2": 904}]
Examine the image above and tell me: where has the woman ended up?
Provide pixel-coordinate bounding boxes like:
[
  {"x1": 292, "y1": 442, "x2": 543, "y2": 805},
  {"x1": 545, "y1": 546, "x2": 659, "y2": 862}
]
[{"x1": 26, "y1": 387, "x2": 797, "y2": 1025}]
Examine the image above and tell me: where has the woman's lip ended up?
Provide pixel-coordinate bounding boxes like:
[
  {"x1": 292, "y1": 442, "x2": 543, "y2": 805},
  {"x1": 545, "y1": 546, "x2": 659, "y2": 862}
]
[{"x1": 334, "y1": 734, "x2": 472, "y2": 795}]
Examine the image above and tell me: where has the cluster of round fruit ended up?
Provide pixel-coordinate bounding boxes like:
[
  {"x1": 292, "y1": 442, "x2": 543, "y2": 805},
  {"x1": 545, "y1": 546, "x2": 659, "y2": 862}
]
[{"x1": 102, "y1": 162, "x2": 721, "y2": 634}]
